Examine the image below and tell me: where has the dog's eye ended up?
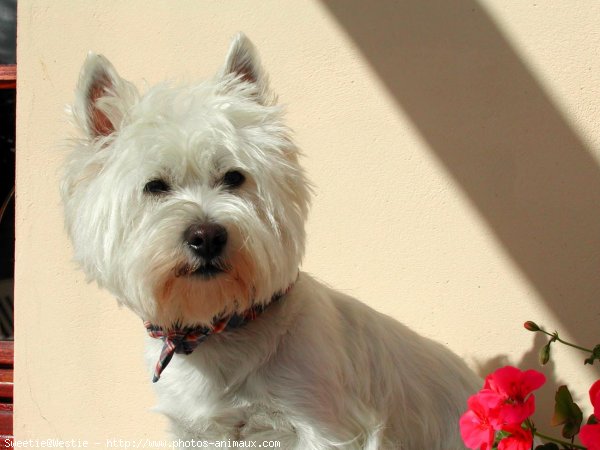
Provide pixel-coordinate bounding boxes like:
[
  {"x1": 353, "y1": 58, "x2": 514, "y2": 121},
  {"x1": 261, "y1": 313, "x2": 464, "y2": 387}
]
[
  {"x1": 144, "y1": 179, "x2": 171, "y2": 194},
  {"x1": 222, "y1": 170, "x2": 245, "y2": 189}
]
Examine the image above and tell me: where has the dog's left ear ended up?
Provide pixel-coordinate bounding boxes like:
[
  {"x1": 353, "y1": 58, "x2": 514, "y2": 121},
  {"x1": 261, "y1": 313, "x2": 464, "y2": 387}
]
[
  {"x1": 73, "y1": 52, "x2": 138, "y2": 139},
  {"x1": 220, "y1": 33, "x2": 271, "y2": 104}
]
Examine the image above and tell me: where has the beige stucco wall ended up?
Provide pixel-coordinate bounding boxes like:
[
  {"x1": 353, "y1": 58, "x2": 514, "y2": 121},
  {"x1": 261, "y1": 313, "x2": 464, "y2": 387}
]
[{"x1": 15, "y1": 0, "x2": 600, "y2": 445}]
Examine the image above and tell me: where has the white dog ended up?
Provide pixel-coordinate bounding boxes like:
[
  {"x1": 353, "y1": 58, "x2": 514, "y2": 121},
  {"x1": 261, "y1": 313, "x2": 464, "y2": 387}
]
[{"x1": 61, "y1": 33, "x2": 481, "y2": 449}]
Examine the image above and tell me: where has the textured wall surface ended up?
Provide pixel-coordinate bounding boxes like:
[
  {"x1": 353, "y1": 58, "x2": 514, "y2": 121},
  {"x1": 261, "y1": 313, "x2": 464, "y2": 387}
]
[{"x1": 15, "y1": 0, "x2": 600, "y2": 444}]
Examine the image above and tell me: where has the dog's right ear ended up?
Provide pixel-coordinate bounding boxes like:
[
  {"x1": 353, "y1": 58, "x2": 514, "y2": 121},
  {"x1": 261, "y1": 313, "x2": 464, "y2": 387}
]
[
  {"x1": 73, "y1": 53, "x2": 138, "y2": 139},
  {"x1": 219, "y1": 33, "x2": 272, "y2": 104}
]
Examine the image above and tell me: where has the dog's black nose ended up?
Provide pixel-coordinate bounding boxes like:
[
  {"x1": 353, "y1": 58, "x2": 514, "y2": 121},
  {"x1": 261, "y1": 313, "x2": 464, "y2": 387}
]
[{"x1": 184, "y1": 223, "x2": 228, "y2": 260}]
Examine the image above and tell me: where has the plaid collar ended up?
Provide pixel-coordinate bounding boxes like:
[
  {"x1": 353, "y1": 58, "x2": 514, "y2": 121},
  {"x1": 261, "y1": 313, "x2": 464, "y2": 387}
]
[{"x1": 144, "y1": 284, "x2": 294, "y2": 382}]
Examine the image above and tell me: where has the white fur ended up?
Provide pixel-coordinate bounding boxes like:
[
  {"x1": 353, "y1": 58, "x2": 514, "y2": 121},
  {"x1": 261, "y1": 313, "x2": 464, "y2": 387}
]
[{"x1": 62, "y1": 33, "x2": 481, "y2": 449}]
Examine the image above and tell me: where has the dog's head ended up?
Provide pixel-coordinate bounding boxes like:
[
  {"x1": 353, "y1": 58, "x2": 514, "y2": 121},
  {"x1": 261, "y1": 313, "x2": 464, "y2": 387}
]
[{"x1": 61, "y1": 34, "x2": 311, "y2": 327}]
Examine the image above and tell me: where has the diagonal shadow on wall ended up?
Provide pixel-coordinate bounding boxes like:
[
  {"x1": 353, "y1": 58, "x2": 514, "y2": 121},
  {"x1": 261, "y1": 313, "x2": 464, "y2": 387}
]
[{"x1": 321, "y1": 0, "x2": 600, "y2": 358}]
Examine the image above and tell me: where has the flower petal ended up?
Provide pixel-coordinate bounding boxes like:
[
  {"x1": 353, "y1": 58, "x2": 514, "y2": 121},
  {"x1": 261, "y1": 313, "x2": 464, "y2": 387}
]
[
  {"x1": 484, "y1": 366, "x2": 545, "y2": 401},
  {"x1": 518, "y1": 369, "x2": 546, "y2": 397},
  {"x1": 460, "y1": 395, "x2": 497, "y2": 450},
  {"x1": 580, "y1": 423, "x2": 600, "y2": 450},
  {"x1": 498, "y1": 394, "x2": 536, "y2": 425},
  {"x1": 484, "y1": 366, "x2": 521, "y2": 397},
  {"x1": 497, "y1": 425, "x2": 533, "y2": 450},
  {"x1": 589, "y1": 379, "x2": 600, "y2": 418},
  {"x1": 460, "y1": 410, "x2": 495, "y2": 450}
]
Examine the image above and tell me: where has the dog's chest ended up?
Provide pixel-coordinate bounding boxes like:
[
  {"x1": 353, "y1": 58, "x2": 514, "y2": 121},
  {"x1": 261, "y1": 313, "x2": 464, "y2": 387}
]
[
  {"x1": 170, "y1": 376, "x2": 297, "y2": 441},
  {"x1": 235, "y1": 403, "x2": 296, "y2": 440},
  {"x1": 147, "y1": 336, "x2": 298, "y2": 439}
]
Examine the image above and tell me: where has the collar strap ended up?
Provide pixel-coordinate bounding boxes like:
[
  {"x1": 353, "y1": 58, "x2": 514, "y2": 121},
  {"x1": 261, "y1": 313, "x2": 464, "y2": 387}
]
[{"x1": 144, "y1": 285, "x2": 294, "y2": 382}]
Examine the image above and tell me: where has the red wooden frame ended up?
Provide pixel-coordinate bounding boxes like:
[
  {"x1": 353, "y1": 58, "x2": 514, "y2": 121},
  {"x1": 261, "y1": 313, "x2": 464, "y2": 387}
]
[
  {"x1": 0, "y1": 63, "x2": 16, "y2": 447},
  {"x1": 0, "y1": 66, "x2": 15, "y2": 90},
  {"x1": 0, "y1": 341, "x2": 13, "y2": 447}
]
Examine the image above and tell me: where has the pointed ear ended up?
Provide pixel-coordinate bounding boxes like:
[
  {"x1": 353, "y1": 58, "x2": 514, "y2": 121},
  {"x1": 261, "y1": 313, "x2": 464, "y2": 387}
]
[
  {"x1": 220, "y1": 33, "x2": 272, "y2": 104},
  {"x1": 73, "y1": 53, "x2": 138, "y2": 139}
]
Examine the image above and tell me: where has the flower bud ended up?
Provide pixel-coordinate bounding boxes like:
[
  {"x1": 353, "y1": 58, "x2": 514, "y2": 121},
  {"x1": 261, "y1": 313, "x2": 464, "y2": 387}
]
[
  {"x1": 539, "y1": 343, "x2": 551, "y2": 365},
  {"x1": 524, "y1": 321, "x2": 540, "y2": 332}
]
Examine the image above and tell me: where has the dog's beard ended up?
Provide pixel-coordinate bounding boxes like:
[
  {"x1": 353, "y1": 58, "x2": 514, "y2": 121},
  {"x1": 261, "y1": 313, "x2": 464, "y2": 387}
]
[{"x1": 153, "y1": 248, "x2": 257, "y2": 327}]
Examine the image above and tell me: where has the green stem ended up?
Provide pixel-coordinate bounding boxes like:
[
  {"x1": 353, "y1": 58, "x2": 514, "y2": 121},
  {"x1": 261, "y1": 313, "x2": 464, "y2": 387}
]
[
  {"x1": 538, "y1": 329, "x2": 593, "y2": 354},
  {"x1": 534, "y1": 430, "x2": 586, "y2": 449}
]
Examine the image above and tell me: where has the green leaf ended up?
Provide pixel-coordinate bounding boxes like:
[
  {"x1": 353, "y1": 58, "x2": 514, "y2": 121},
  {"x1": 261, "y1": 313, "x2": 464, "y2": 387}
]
[
  {"x1": 534, "y1": 444, "x2": 559, "y2": 450},
  {"x1": 551, "y1": 385, "x2": 583, "y2": 439},
  {"x1": 492, "y1": 429, "x2": 510, "y2": 448},
  {"x1": 584, "y1": 344, "x2": 600, "y2": 365}
]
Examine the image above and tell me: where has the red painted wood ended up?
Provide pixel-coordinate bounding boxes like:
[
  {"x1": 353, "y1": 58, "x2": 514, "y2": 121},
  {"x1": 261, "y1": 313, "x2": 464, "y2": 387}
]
[
  {"x1": 0, "y1": 62, "x2": 16, "y2": 444},
  {"x1": 0, "y1": 342, "x2": 12, "y2": 366},
  {"x1": 0, "y1": 65, "x2": 16, "y2": 89},
  {"x1": 0, "y1": 343, "x2": 13, "y2": 402},
  {"x1": 0, "y1": 369, "x2": 11, "y2": 384},
  {"x1": 0, "y1": 65, "x2": 15, "y2": 79},
  {"x1": 0, "y1": 412, "x2": 11, "y2": 436},
  {"x1": 0, "y1": 384, "x2": 11, "y2": 400}
]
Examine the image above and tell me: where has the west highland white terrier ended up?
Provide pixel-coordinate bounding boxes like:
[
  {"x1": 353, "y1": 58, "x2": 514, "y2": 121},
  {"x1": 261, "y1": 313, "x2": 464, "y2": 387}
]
[{"x1": 61, "y1": 33, "x2": 481, "y2": 449}]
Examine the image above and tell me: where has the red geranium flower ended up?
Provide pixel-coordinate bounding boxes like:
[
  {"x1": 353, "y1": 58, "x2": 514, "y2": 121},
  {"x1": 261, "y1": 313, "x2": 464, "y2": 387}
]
[
  {"x1": 580, "y1": 379, "x2": 600, "y2": 450},
  {"x1": 580, "y1": 425, "x2": 600, "y2": 450},
  {"x1": 481, "y1": 366, "x2": 546, "y2": 425},
  {"x1": 497, "y1": 424, "x2": 533, "y2": 450},
  {"x1": 460, "y1": 394, "x2": 497, "y2": 450},
  {"x1": 590, "y1": 379, "x2": 600, "y2": 418}
]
